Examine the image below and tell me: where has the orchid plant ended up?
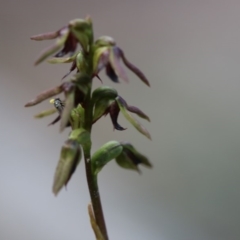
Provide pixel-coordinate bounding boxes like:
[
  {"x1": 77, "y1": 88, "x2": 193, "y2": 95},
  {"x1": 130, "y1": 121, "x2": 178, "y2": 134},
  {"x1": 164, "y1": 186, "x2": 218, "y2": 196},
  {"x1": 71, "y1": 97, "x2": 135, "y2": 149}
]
[{"x1": 25, "y1": 16, "x2": 152, "y2": 240}]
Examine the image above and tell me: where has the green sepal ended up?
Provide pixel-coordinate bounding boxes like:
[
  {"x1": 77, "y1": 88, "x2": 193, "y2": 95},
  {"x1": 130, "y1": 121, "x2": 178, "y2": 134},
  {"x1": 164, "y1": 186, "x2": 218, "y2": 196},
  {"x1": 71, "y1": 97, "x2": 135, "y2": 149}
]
[
  {"x1": 69, "y1": 128, "x2": 90, "y2": 145},
  {"x1": 75, "y1": 51, "x2": 89, "y2": 72},
  {"x1": 116, "y1": 96, "x2": 151, "y2": 140},
  {"x1": 52, "y1": 139, "x2": 81, "y2": 196},
  {"x1": 34, "y1": 108, "x2": 57, "y2": 118},
  {"x1": 34, "y1": 29, "x2": 69, "y2": 65},
  {"x1": 69, "y1": 18, "x2": 93, "y2": 52},
  {"x1": 91, "y1": 141, "x2": 123, "y2": 175},
  {"x1": 91, "y1": 86, "x2": 118, "y2": 104},
  {"x1": 47, "y1": 52, "x2": 78, "y2": 64},
  {"x1": 71, "y1": 104, "x2": 85, "y2": 129}
]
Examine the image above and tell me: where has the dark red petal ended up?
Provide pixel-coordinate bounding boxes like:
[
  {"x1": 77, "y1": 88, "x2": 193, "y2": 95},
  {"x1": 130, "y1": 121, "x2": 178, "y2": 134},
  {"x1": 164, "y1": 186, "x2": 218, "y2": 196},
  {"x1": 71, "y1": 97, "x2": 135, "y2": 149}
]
[
  {"x1": 62, "y1": 60, "x2": 77, "y2": 80},
  {"x1": 105, "y1": 63, "x2": 119, "y2": 83},
  {"x1": 126, "y1": 105, "x2": 150, "y2": 122},
  {"x1": 109, "y1": 101, "x2": 126, "y2": 131},
  {"x1": 118, "y1": 47, "x2": 150, "y2": 87},
  {"x1": 48, "y1": 115, "x2": 61, "y2": 126},
  {"x1": 55, "y1": 32, "x2": 78, "y2": 57}
]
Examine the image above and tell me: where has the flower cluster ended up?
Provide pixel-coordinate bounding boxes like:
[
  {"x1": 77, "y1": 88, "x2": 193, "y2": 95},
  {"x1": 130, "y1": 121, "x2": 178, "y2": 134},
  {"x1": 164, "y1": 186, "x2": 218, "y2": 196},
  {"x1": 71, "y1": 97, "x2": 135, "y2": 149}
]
[{"x1": 25, "y1": 16, "x2": 152, "y2": 197}]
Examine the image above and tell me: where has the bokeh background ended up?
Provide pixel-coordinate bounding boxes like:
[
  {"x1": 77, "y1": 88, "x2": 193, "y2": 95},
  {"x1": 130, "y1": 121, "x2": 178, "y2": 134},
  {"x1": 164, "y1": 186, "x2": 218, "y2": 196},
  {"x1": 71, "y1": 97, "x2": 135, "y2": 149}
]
[{"x1": 1, "y1": 0, "x2": 240, "y2": 239}]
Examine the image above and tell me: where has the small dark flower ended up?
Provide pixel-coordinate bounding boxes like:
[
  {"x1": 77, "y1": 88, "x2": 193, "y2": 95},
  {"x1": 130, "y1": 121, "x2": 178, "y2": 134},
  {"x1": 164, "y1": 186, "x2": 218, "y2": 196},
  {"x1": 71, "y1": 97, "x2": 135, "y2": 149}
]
[
  {"x1": 31, "y1": 17, "x2": 93, "y2": 65},
  {"x1": 116, "y1": 96, "x2": 151, "y2": 139},
  {"x1": 31, "y1": 26, "x2": 77, "y2": 65},
  {"x1": 93, "y1": 38, "x2": 150, "y2": 86},
  {"x1": 93, "y1": 95, "x2": 150, "y2": 139}
]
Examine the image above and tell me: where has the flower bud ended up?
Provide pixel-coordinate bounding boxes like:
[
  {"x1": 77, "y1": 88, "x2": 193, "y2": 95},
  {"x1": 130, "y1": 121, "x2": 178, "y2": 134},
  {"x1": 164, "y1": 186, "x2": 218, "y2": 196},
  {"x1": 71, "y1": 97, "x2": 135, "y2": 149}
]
[
  {"x1": 116, "y1": 142, "x2": 152, "y2": 173},
  {"x1": 69, "y1": 19, "x2": 93, "y2": 52},
  {"x1": 92, "y1": 98, "x2": 112, "y2": 123},
  {"x1": 52, "y1": 139, "x2": 81, "y2": 195},
  {"x1": 92, "y1": 86, "x2": 118, "y2": 104},
  {"x1": 91, "y1": 141, "x2": 123, "y2": 175},
  {"x1": 69, "y1": 128, "x2": 90, "y2": 145}
]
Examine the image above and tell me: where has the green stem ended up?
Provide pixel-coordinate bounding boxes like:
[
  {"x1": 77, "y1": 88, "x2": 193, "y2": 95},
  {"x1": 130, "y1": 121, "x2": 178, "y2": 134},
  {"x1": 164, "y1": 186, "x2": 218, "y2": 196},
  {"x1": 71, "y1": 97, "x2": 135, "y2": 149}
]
[{"x1": 82, "y1": 71, "x2": 109, "y2": 240}]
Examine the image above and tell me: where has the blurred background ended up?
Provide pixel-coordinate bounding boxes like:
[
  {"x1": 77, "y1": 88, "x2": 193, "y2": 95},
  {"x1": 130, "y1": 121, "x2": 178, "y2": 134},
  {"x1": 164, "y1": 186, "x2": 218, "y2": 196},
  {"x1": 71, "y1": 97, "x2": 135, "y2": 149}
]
[{"x1": 1, "y1": 0, "x2": 240, "y2": 239}]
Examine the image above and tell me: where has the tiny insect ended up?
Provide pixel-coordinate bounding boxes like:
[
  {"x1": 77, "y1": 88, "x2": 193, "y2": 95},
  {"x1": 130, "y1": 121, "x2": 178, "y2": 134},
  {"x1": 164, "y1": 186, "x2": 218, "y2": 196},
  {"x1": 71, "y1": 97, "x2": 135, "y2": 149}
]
[
  {"x1": 48, "y1": 98, "x2": 66, "y2": 126},
  {"x1": 50, "y1": 98, "x2": 65, "y2": 113}
]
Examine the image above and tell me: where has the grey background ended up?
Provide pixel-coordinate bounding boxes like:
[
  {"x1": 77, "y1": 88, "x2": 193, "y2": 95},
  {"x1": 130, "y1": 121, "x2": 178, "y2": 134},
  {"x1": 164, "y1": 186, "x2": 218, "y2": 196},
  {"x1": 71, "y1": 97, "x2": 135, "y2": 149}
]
[{"x1": 1, "y1": 0, "x2": 240, "y2": 239}]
